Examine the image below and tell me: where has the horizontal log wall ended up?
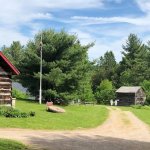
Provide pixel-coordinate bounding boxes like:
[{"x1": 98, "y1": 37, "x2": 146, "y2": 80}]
[
  {"x1": 0, "y1": 75, "x2": 12, "y2": 105},
  {"x1": 116, "y1": 93, "x2": 135, "y2": 106}
]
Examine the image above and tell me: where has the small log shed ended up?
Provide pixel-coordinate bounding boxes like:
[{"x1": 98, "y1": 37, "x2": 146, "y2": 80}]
[
  {"x1": 116, "y1": 86, "x2": 146, "y2": 106},
  {"x1": 0, "y1": 52, "x2": 20, "y2": 106}
]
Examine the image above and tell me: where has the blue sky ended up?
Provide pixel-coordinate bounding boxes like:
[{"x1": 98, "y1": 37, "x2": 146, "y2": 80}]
[{"x1": 0, "y1": 0, "x2": 150, "y2": 62}]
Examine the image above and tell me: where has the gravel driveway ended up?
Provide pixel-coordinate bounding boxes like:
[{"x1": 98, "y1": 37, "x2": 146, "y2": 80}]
[{"x1": 0, "y1": 107, "x2": 150, "y2": 150}]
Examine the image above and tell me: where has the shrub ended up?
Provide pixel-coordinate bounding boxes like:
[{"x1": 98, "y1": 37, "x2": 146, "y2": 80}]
[
  {"x1": 131, "y1": 105, "x2": 142, "y2": 109},
  {"x1": 0, "y1": 106, "x2": 35, "y2": 118},
  {"x1": 0, "y1": 106, "x2": 13, "y2": 116},
  {"x1": 95, "y1": 80, "x2": 116, "y2": 104},
  {"x1": 29, "y1": 111, "x2": 35, "y2": 117},
  {"x1": 142, "y1": 105, "x2": 150, "y2": 110},
  {"x1": 3, "y1": 109, "x2": 29, "y2": 118},
  {"x1": 141, "y1": 80, "x2": 150, "y2": 104},
  {"x1": 12, "y1": 88, "x2": 29, "y2": 99}
]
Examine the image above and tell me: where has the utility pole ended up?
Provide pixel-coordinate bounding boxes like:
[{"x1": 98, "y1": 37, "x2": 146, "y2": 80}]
[{"x1": 39, "y1": 34, "x2": 43, "y2": 104}]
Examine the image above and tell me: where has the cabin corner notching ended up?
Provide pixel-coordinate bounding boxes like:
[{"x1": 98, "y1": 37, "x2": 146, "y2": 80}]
[{"x1": 0, "y1": 52, "x2": 20, "y2": 106}]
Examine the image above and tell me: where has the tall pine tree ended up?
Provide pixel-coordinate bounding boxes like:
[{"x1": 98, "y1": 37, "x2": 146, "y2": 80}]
[{"x1": 18, "y1": 29, "x2": 94, "y2": 103}]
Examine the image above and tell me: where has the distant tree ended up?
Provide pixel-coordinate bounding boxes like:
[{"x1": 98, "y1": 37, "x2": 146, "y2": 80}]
[
  {"x1": 95, "y1": 79, "x2": 115, "y2": 104},
  {"x1": 1, "y1": 41, "x2": 24, "y2": 66},
  {"x1": 121, "y1": 34, "x2": 142, "y2": 69},
  {"x1": 78, "y1": 71, "x2": 94, "y2": 102},
  {"x1": 92, "y1": 51, "x2": 117, "y2": 91},
  {"x1": 18, "y1": 29, "x2": 94, "y2": 104},
  {"x1": 141, "y1": 80, "x2": 150, "y2": 104},
  {"x1": 119, "y1": 34, "x2": 149, "y2": 85}
]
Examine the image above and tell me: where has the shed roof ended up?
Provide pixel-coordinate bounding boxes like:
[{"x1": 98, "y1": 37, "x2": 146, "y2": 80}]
[
  {"x1": 116, "y1": 86, "x2": 141, "y2": 93},
  {"x1": 0, "y1": 52, "x2": 20, "y2": 75}
]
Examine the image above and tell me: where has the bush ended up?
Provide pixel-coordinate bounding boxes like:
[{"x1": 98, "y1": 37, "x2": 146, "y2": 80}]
[
  {"x1": 3, "y1": 109, "x2": 29, "y2": 118},
  {"x1": 12, "y1": 88, "x2": 29, "y2": 99},
  {"x1": 29, "y1": 111, "x2": 36, "y2": 117},
  {"x1": 142, "y1": 105, "x2": 150, "y2": 110},
  {"x1": 141, "y1": 80, "x2": 150, "y2": 104},
  {"x1": 131, "y1": 105, "x2": 142, "y2": 109},
  {"x1": 95, "y1": 80, "x2": 116, "y2": 104},
  {"x1": 0, "y1": 106, "x2": 35, "y2": 118},
  {"x1": 95, "y1": 90, "x2": 115, "y2": 104}
]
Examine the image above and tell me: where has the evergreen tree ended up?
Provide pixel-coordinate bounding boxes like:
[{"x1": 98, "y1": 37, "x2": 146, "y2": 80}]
[
  {"x1": 92, "y1": 51, "x2": 117, "y2": 91},
  {"x1": 119, "y1": 34, "x2": 149, "y2": 85},
  {"x1": 18, "y1": 29, "x2": 94, "y2": 103},
  {"x1": 1, "y1": 41, "x2": 24, "y2": 66}
]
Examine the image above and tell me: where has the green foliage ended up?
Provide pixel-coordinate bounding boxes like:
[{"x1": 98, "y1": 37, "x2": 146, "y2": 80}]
[
  {"x1": 29, "y1": 111, "x2": 36, "y2": 117},
  {"x1": 131, "y1": 104, "x2": 142, "y2": 109},
  {"x1": 0, "y1": 106, "x2": 35, "y2": 118},
  {"x1": 120, "y1": 69, "x2": 132, "y2": 86},
  {"x1": 142, "y1": 105, "x2": 150, "y2": 110},
  {"x1": 95, "y1": 80, "x2": 115, "y2": 104},
  {"x1": 92, "y1": 51, "x2": 117, "y2": 91},
  {"x1": 2, "y1": 32, "x2": 150, "y2": 106},
  {"x1": 119, "y1": 34, "x2": 150, "y2": 86},
  {"x1": 78, "y1": 71, "x2": 95, "y2": 102},
  {"x1": 141, "y1": 80, "x2": 150, "y2": 104},
  {"x1": 1, "y1": 41, "x2": 24, "y2": 66},
  {"x1": 99, "y1": 79, "x2": 113, "y2": 90},
  {"x1": 17, "y1": 29, "x2": 94, "y2": 103},
  {"x1": 0, "y1": 139, "x2": 30, "y2": 150},
  {"x1": 12, "y1": 88, "x2": 28, "y2": 99}
]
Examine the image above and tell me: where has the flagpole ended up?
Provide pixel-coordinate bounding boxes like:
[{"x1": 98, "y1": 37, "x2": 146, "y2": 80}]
[{"x1": 39, "y1": 34, "x2": 43, "y2": 104}]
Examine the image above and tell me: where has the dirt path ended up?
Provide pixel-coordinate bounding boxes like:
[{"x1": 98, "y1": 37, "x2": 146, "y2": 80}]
[{"x1": 0, "y1": 107, "x2": 150, "y2": 150}]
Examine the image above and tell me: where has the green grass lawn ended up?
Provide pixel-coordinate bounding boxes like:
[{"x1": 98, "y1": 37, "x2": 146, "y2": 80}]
[
  {"x1": 0, "y1": 139, "x2": 30, "y2": 150},
  {"x1": 120, "y1": 106, "x2": 150, "y2": 126},
  {"x1": 0, "y1": 100, "x2": 108, "y2": 130}
]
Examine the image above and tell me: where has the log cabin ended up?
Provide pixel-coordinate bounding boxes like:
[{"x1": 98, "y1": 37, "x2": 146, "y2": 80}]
[
  {"x1": 0, "y1": 52, "x2": 20, "y2": 106},
  {"x1": 116, "y1": 86, "x2": 146, "y2": 106}
]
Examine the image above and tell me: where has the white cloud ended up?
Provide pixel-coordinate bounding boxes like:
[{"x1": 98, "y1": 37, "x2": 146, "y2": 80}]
[
  {"x1": 0, "y1": 27, "x2": 29, "y2": 46},
  {"x1": 0, "y1": 0, "x2": 104, "y2": 48},
  {"x1": 0, "y1": 0, "x2": 149, "y2": 62},
  {"x1": 135, "y1": 0, "x2": 150, "y2": 13},
  {"x1": 88, "y1": 36, "x2": 125, "y2": 62},
  {"x1": 107, "y1": 0, "x2": 123, "y2": 4},
  {"x1": 71, "y1": 15, "x2": 150, "y2": 26},
  {"x1": 30, "y1": 0, "x2": 104, "y2": 9},
  {"x1": 69, "y1": 28, "x2": 125, "y2": 62}
]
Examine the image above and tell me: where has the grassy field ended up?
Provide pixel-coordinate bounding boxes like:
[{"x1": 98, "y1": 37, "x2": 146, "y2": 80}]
[
  {"x1": 121, "y1": 106, "x2": 150, "y2": 126},
  {"x1": 0, "y1": 139, "x2": 30, "y2": 150},
  {"x1": 0, "y1": 100, "x2": 108, "y2": 130}
]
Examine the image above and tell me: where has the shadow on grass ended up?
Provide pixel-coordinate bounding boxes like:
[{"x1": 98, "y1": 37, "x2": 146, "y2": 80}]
[{"x1": 27, "y1": 134, "x2": 150, "y2": 150}]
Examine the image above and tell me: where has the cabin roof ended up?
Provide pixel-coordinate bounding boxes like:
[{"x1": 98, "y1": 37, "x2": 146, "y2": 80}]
[
  {"x1": 0, "y1": 52, "x2": 20, "y2": 75},
  {"x1": 116, "y1": 86, "x2": 141, "y2": 93}
]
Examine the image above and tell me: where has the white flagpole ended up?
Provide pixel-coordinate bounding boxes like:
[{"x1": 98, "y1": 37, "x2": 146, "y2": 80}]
[{"x1": 39, "y1": 34, "x2": 43, "y2": 104}]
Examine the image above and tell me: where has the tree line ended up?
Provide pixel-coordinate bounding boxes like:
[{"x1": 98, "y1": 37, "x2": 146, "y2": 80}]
[{"x1": 2, "y1": 29, "x2": 150, "y2": 104}]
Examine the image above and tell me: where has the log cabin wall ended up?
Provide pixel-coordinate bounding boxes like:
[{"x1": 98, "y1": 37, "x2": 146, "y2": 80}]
[
  {"x1": 117, "y1": 93, "x2": 135, "y2": 106},
  {"x1": 0, "y1": 74, "x2": 12, "y2": 106},
  {"x1": 0, "y1": 52, "x2": 20, "y2": 106},
  {"x1": 135, "y1": 89, "x2": 146, "y2": 105}
]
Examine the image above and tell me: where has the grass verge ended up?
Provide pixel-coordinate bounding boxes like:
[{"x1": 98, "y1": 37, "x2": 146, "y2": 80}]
[
  {"x1": 120, "y1": 106, "x2": 150, "y2": 126},
  {"x1": 0, "y1": 100, "x2": 108, "y2": 130},
  {"x1": 0, "y1": 139, "x2": 30, "y2": 150}
]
